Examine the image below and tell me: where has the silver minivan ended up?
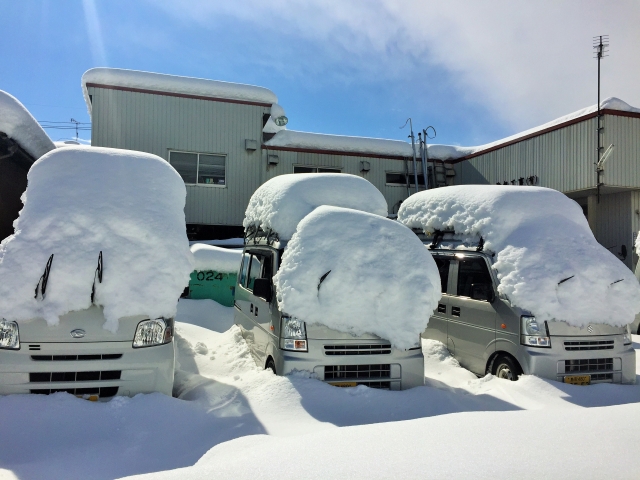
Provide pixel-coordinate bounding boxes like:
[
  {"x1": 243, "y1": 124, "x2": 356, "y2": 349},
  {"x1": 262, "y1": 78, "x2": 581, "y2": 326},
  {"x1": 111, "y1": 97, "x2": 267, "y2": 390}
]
[
  {"x1": 421, "y1": 232, "x2": 635, "y2": 385},
  {"x1": 234, "y1": 230, "x2": 425, "y2": 390}
]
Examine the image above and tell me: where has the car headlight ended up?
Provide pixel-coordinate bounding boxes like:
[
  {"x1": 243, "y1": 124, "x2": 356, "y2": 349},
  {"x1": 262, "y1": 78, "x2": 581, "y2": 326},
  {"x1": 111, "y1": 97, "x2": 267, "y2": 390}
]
[
  {"x1": 280, "y1": 315, "x2": 307, "y2": 352},
  {"x1": 0, "y1": 319, "x2": 20, "y2": 350},
  {"x1": 133, "y1": 318, "x2": 173, "y2": 348},
  {"x1": 520, "y1": 315, "x2": 551, "y2": 348}
]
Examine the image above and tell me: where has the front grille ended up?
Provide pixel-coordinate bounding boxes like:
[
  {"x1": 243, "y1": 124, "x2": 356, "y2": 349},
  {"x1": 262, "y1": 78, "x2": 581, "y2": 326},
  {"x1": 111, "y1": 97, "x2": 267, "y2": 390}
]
[
  {"x1": 29, "y1": 370, "x2": 121, "y2": 383},
  {"x1": 324, "y1": 344, "x2": 392, "y2": 356},
  {"x1": 565, "y1": 358, "x2": 613, "y2": 373},
  {"x1": 564, "y1": 340, "x2": 614, "y2": 351},
  {"x1": 31, "y1": 354, "x2": 123, "y2": 361},
  {"x1": 590, "y1": 373, "x2": 613, "y2": 382},
  {"x1": 31, "y1": 386, "x2": 119, "y2": 397},
  {"x1": 324, "y1": 364, "x2": 390, "y2": 380}
]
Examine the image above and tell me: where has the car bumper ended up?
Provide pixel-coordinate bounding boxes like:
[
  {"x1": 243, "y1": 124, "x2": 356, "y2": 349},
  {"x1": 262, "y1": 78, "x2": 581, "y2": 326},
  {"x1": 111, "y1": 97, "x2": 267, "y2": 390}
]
[
  {"x1": 0, "y1": 340, "x2": 175, "y2": 400},
  {"x1": 516, "y1": 336, "x2": 635, "y2": 384},
  {"x1": 277, "y1": 340, "x2": 424, "y2": 390}
]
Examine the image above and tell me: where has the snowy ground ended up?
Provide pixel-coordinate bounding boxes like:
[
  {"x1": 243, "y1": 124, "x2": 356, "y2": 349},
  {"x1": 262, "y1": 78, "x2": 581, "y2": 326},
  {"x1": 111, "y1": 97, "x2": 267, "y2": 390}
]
[{"x1": 1, "y1": 299, "x2": 639, "y2": 479}]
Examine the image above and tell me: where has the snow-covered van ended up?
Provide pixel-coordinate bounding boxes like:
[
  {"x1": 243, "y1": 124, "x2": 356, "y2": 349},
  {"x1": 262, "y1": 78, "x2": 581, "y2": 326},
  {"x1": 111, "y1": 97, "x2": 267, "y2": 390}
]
[
  {"x1": 235, "y1": 174, "x2": 439, "y2": 390},
  {"x1": 0, "y1": 147, "x2": 193, "y2": 399},
  {"x1": 399, "y1": 186, "x2": 639, "y2": 385}
]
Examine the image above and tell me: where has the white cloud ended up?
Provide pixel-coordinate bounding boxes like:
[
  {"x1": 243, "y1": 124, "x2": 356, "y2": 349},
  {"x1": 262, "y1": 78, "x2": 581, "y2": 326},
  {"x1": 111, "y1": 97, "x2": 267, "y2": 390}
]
[{"x1": 150, "y1": 0, "x2": 640, "y2": 133}]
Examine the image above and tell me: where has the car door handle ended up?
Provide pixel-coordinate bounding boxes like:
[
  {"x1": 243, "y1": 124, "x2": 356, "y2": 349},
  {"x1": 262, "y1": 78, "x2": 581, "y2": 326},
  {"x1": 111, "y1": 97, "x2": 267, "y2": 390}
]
[
  {"x1": 250, "y1": 304, "x2": 253, "y2": 314},
  {"x1": 452, "y1": 306, "x2": 460, "y2": 317},
  {"x1": 254, "y1": 306, "x2": 258, "y2": 317},
  {"x1": 437, "y1": 304, "x2": 446, "y2": 314}
]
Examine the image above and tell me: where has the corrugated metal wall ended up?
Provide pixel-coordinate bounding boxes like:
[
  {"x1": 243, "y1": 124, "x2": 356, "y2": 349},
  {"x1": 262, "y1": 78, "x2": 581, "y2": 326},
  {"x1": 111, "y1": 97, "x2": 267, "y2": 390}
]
[
  {"x1": 88, "y1": 86, "x2": 270, "y2": 226},
  {"x1": 601, "y1": 115, "x2": 640, "y2": 188},
  {"x1": 262, "y1": 148, "x2": 417, "y2": 214},
  {"x1": 592, "y1": 191, "x2": 633, "y2": 269}
]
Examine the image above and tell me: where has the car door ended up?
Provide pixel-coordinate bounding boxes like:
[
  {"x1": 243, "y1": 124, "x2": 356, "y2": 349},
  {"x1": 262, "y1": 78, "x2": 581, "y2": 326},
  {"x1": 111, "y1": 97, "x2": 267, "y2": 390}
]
[
  {"x1": 446, "y1": 255, "x2": 497, "y2": 375},
  {"x1": 235, "y1": 251, "x2": 258, "y2": 355},
  {"x1": 424, "y1": 253, "x2": 453, "y2": 346},
  {"x1": 244, "y1": 249, "x2": 275, "y2": 366}
]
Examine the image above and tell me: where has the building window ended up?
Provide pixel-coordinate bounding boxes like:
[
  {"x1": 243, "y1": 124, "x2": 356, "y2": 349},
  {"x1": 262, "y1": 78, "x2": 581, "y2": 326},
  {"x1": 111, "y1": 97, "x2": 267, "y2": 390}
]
[
  {"x1": 385, "y1": 172, "x2": 425, "y2": 187},
  {"x1": 293, "y1": 166, "x2": 341, "y2": 174},
  {"x1": 169, "y1": 151, "x2": 226, "y2": 186}
]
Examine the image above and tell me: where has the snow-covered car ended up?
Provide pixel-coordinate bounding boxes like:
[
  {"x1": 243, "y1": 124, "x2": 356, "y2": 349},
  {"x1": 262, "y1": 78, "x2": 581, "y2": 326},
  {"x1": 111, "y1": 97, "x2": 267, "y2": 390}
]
[
  {"x1": 0, "y1": 147, "x2": 193, "y2": 399},
  {"x1": 236, "y1": 174, "x2": 441, "y2": 390},
  {"x1": 399, "y1": 185, "x2": 640, "y2": 385}
]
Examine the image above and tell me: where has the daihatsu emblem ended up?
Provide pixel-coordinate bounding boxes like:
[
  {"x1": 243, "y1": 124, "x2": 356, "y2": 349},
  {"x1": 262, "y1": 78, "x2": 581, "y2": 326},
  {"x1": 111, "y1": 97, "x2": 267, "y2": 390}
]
[
  {"x1": 70, "y1": 329, "x2": 86, "y2": 338},
  {"x1": 587, "y1": 325, "x2": 594, "y2": 334}
]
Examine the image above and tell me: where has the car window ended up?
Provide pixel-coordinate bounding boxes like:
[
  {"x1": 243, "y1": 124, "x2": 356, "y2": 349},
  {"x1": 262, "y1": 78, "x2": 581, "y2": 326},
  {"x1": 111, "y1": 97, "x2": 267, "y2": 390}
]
[
  {"x1": 246, "y1": 252, "x2": 273, "y2": 292},
  {"x1": 456, "y1": 257, "x2": 493, "y2": 299},
  {"x1": 239, "y1": 252, "x2": 251, "y2": 287},
  {"x1": 434, "y1": 257, "x2": 451, "y2": 294}
]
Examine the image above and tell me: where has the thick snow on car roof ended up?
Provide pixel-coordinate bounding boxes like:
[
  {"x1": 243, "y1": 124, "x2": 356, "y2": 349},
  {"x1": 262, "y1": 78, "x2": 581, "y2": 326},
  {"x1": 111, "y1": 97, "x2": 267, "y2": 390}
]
[
  {"x1": 190, "y1": 244, "x2": 242, "y2": 272},
  {"x1": 82, "y1": 68, "x2": 278, "y2": 115},
  {"x1": 274, "y1": 206, "x2": 441, "y2": 349},
  {"x1": 243, "y1": 173, "x2": 388, "y2": 240},
  {"x1": 0, "y1": 90, "x2": 55, "y2": 159},
  {"x1": 398, "y1": 185, "x2": 640, "y2": 327},
  {"x1": 0, "y1": 147, "x2": 193, "y2": 331}
]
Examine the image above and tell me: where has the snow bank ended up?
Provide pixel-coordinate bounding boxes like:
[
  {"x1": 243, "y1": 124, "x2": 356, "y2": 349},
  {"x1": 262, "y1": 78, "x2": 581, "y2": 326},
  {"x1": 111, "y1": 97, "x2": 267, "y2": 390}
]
[
  {"x1": 429, "y1": 97, "x2": 640, "y2": 160},
  {"x1": 0, "y1": 147, "x2": 193, "y2": 331},
  {"x1": 265, "y1": 130, "x2": 414, "y2": 157},
  {"x1": 398, "y1": 185, "x2": 640, "y2": 327},
  {"x1": 243, "y1": 173, "x2": 388, "y2": 240},
  {"x1": 0, "y1": 90, "x2": 55, "y2": 159},
  {"x1": 82, "y1": 68, "x2": 278, "y2": 115},
  {"x1": 273, "y1": 206, "x2": 441, "y2": 349},
  {"x1": 190, "y1": 244, "x2": 242, "y2": 272}
]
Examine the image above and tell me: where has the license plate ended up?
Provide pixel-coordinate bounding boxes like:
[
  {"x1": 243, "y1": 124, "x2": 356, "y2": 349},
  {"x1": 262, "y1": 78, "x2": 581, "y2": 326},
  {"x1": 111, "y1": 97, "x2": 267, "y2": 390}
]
[
  {"x1": 564, "y1": 375, "x2": 591, "y2": 386},
  {"x1": 329, "y1": 382, "x2": 357, "y2": 388}
]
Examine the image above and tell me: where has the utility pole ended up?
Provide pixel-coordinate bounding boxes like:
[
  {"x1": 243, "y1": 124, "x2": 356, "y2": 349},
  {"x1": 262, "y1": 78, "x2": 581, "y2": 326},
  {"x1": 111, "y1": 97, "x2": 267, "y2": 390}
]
[
  {"x1": 70, "y1": 118, "x2": 80, "y2": 142},
  {"x1": 423, "y1": 126, "x2": 436, "y2": 189},
  {"x1": 593, "y1": 35, "x2": 608, "y2": 203}
]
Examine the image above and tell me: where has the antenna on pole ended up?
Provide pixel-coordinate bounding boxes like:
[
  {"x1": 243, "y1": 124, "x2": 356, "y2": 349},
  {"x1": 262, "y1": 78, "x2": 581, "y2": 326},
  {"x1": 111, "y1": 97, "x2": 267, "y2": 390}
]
[
  {"x1": 593, "y1": 35, "x2": 609, "y2": 203},
  {"x1": 401, "y1": 118, "x2": 419, "y2": 195},
  {"x1": 70, "y1": 118, "x2": 80, "y2": 142}
]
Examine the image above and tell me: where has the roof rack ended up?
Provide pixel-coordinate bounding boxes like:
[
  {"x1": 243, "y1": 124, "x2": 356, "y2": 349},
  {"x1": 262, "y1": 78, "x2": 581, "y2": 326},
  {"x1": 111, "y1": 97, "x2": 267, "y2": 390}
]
[
  {"x1": 244, "y1": 225, "x2": 280, "y2": 246},
  {"x1": 417, "y1": 229, "x2": 487, "y2": 252}
]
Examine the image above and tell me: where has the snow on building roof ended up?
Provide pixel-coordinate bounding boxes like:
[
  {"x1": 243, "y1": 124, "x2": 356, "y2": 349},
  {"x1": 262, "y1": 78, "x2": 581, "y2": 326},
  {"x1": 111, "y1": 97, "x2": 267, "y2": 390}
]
[
  {"x1": 397, "y1": 185, "x2": 640, "y2": 327},
  {"x1": 430, "y1": 97, "x2": 640, "y2": 161},
  {"x1": 190, "y1": 244, "x2": 242, "y2": 272},
  {"x1": 82, "y1": 68, "x2": 278, "y2": 115},
  {"x1": 0, "y1": 90, "x2": 55, "y2": 160},
  {"x1": 273, "y1": 205, "x2": 441, "y2": 349},
  {"x1": 243, "y1": 173, "x2": 388, "y2": 240},
  {"x1": 264, "y1": 129, "x2": 415, "y2": 158},
  {"x1": 0, "y1": 146, "x2": 193, "y2": 331}
]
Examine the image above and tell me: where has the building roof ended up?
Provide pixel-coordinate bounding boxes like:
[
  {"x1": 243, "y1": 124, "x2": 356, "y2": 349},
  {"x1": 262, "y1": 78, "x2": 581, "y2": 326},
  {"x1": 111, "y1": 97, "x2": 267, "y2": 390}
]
[
  {"x1": 0, "y1": 90, "x2": 55, "y2": 160},
  {"x1": 82, "y1": 68, "x2": 278, "y2": 115},
  {"x1": 264, "y1": 129, "x2": 415, "y2": 159},
  {"x1": 433, "y1": 97, "x2": 640, "y2": 162}
]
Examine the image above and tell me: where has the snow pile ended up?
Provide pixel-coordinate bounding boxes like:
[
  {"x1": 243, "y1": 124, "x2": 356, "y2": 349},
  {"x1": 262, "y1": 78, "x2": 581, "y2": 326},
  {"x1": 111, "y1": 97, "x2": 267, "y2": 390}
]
[
  {"x1": 243, "y1": 173, "x2": 388, "y2": 240},
  {"x1": 0, "y1": 90, "x2": 55, "y2": 159},
  {"x1": 0, "y1": 147, "x2": 193, "y2": 331},
  {"x1": 398, "y1": 185, "x2": 640, "y2": 327},
  {"x1": 190, "y1": 244, "x2": 242, "y2": 272},
  {"x1": 265, "y1": 130, "x2": 414, "y2": 157},
  {"x1": 273, "y1": 206, "x2": 441, "y2": 349},
  {"x1": 82, "y1": 68, "x2": 278, "y2": 115},
  {"x1": 428, "y1": 97, "x2": 640, "y2": 161}
]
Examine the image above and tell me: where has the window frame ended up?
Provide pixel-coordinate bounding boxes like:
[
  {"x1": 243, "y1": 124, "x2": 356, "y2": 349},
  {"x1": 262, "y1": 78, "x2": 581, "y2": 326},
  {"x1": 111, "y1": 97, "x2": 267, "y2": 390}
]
[
  {"x1": 168, "y1": 149, "x2": 227, "y2": 188},
  {"x1": 293, "y1": 165, "x2": 342, "y2": 174},
  {"x1": 452, "y1": 255, "x2": 495, "y2": 301},
  {"x1": 385, "y1": 171, "x2": 426, "y2": 187}
]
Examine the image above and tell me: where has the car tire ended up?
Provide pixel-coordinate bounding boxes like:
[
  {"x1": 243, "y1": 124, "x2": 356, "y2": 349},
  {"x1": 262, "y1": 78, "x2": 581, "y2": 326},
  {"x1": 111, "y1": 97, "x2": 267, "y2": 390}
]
[
  {"x1": 493, "y1": 355, "x2": 521, "y2": 381},
  {"x1": 266, "y1": 358, "x2": 276, "y2": 375}
]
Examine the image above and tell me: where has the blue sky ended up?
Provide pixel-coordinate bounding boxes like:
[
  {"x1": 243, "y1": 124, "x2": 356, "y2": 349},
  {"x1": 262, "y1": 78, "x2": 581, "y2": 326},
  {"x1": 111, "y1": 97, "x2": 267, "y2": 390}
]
[{"x1": 2, "y1": 1, "x2": 639, "y2": 146}]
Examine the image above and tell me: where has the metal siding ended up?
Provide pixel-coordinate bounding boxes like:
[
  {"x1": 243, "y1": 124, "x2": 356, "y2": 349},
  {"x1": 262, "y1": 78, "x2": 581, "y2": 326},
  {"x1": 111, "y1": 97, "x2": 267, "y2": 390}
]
[
  {"x1": 592, "y1": 192, "x2": 633, "y2": 269},
  {"x1": 90, "y1": 86, "x2": 268, "y2": 226}
]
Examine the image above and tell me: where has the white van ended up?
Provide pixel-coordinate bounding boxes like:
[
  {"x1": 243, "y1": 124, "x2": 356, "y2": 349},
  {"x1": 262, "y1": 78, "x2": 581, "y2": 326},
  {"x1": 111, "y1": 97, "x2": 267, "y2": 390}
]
[{"x1": 0, "y1": 147, "x2": 193, "y2": 399}]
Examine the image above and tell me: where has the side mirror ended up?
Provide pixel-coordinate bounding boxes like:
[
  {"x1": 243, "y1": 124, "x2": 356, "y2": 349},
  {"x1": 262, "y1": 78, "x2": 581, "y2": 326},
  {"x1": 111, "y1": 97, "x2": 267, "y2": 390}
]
[
  {"x1": 471, "y1": 283, "x2": 495, "y2": 303},
  {"x1": 253, "y1": 278, "x2": 273, "y2": 302}
]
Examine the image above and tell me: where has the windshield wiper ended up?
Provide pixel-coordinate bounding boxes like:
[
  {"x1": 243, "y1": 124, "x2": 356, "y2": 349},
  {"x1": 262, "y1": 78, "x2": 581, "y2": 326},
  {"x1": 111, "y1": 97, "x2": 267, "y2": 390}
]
[
  {"x1": 91, "y1": 251, "x2": 103, "y2": 304},
  {"x1": 317, "y1": 270, "x2": 331, "y2": 294},
  {"x1": 34, "y1": 254, "x2": 54, "y2": 300}
]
